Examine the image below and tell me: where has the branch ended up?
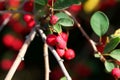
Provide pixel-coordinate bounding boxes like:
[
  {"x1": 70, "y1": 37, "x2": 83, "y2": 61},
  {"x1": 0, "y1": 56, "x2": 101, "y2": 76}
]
[
  {"x1": 43, "y1": 43, "x2": 51, "y2": 80},
  {"x1": 0, "y1": 10, "x2": 31, "y2": 15},
  {"x1": 4, "y1": 28, "x2": 36, "y2": 80},
  {"x1": 62, "y1": 10, "x2": 106, "y2": 62},
  {"x1": 36, "y1": 26, "x2": 72, "y2": 80},
  {"x1": 0, "y1": 13, "x2": 12, "y2": 32}
]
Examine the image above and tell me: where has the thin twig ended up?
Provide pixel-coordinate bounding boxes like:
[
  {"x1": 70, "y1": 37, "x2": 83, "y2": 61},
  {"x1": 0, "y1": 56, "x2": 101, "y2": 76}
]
[
  {"x1": 44, "y1": 43, "x2": 51, "y2": 80},
  {"x1": 0, "y1": 13, "x2": 12, "y2": 32},
  {"x1": 0, "y1": 10, "x2": 31, "y2": 14},
  {"x1": 4, "y1": 28, "x2": 36, "y2": 80},
  {"x1": 36, "y1": 26, "x2": 72, "y2": 80},
  {"x1": 62, "y1": 10, "x2": 106, "y2": 62}
]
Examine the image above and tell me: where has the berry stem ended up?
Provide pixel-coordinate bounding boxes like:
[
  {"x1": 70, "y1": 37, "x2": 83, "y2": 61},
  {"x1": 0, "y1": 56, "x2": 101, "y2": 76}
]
[
  {"x1": 43, "y1": 43, "x2": 51, "y2": 80},
  {"x1": 62, "y1": 10, "x2": 106, "y2": 62},
  {"x1": 51, "y1": 0, "x2": 54, "y2": 15},
  {"x1": 4, "y1": 28, "x2": 36, "y2": 80},
  {"x1": 36, "y1": 26, "x2": 72, "y2": 80}
]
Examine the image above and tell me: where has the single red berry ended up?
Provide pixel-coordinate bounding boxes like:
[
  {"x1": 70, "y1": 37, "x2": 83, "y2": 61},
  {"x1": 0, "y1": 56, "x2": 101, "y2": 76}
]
[
  {"x1": 0, "y1": 1, "x2": 5, "y2": 10},
  {"x1": 8, "y1": 0, "x2": 20, "y2": 8},
  {"x1": 23, "y1": 1, "x2": 33, "y2": 12},
  {"x1": 23, "y1": 14, "x2": 33, "y2": 22},
  {"x1": 56, "y1": 35, "x2": 67, "y2": 49},
  {"x1": 64, "y1": 49, "x2": 75, "y2": 60},
  {"x1": 2, "y1": 13, "x2": 11, "y2": 20},
  {"x1": 111, "y1": 68, "x2": 120, "y2": 79},
  {"x1": 2, "y1": 34, "x2": 15, "y2": 47},
  {"x1": 12, "y1": 38, "x2": 23, "y2": 51},
  {"x1": 12, "y1": 20, "x2": 25, "y2": 34},
  {"x1": 46, "y1": 34, "x2": 57, "y2": 46},
  {"x1": 1, "y1": 59, "x2": 13, "y2": 70},
  {"x1": 48, "y1": 0, "x2": 56, "y2": 6},
  {"x1": 50, "y1": 66, "x2": 64, "y2": 80},
  {"x1": 60, "y1": 32, "x2": 68, "y2": 42},
  {"x1": 56, "y1": 48, "x2": 65, "y2": 57},
  {"x1": 68, "y1": 4, "x2": 82, "y2": 16},
  {"x1": 50, "y1": 15, "x2": 58, "y2": 25},
  {"x1": 27, "y1": 20, "x2": 35, "y2": 28},
  {"x1": 17, "y1": 61, "x2": 25, "y2": 71}
]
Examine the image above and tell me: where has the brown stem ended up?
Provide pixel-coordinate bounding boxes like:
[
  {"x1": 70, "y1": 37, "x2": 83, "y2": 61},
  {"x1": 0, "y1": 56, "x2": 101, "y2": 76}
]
[
  {"x1": 44, "y1": 43, "x2": 51, "y2": 80},
  {"x1": 62, "y1": 10, "x2": 106, "y2": 62}
]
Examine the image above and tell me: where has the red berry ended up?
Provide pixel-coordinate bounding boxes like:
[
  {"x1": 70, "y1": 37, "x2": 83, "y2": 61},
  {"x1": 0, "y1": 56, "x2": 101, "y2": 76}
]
[
  {"x1": 111, "y1": 68, "x2": 120, "y2": 79},
  {"x1": 27, "y1": 20, "x2": 35, "y2": 28},
  {"x1": 23, "y1": 14, "x2": 33, "y2": 22},
  {"x1": 60, "y1": 32, "x2": 68, "y2": 42},
  {"x1": 50, "y1": 15, "x2": 58, "y2": 25},
  {"x1": 56, "y1": 48, "x2": 65, "y2": 57},
  {"x1": 17, "y1": 61, "x2": 25, "y2": 71},
  {"x1": 50, "y1": 66, "x2": 64, "y2": 80},
  {"x1": 56, "y1": 35, "x2": 67, "y2": 49},
  {"x1": 48, "y1": 0, "x2": 56, "y2": 6},
  {"x1": 64, "y1": 49, "x2": 75, "y2": 60},
  {"x1": 0, "y1": 1, "x2": 5, "y2": 10},
  {"x1": 12, "y1": 38, "x2": 23, "y2": 51},
  {"x1": 12, "y1": 21, "x2": 25, "y2": 34},
  {"x1": 23, "y1": 1, "x2": 33, "y2": 12},
  {"x1": 46, "y1": 34, "x2": 57, "y2": 46},
  {"x1": 1, "y1": 59, "x2": 13, "y2": 70},
  {"x1": 8, "y1": 0, "x2": 20, "y2": 7},
  {"x1": 2, "y1": 13, "x2": 11, "y2": 20},
  {"x1": 68, "y1": 4, "x2": 82, "y2": 16},
  {"x1": 2, "y1": 34, "x2": 15, "y2": 47}
]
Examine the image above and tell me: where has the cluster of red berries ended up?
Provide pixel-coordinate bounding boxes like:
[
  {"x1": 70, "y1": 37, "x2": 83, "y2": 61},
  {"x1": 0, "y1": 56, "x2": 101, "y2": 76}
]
[
  {"x1": 46, "y1": 32, "x2": 75, "y2": 60},
  {"x1": 46, "y1": 14, "x2": 75, "y2": 60},
  {"x1": 23, "y1": 14, "x2": 35, "y2": 29},
  {"x1": 111, "y1": 68, "x2": 120, "y2": 79}
]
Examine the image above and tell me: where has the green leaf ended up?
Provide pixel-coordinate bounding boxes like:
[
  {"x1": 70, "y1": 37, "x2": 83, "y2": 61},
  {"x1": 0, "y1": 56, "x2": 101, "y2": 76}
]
[
  {"x1": 58, "y1": 18, "x2": 74, "y2": 27},
  {"x1": 35, "y1": 0, "x2": 47, "y2": 6},
  {"x1": 34, "y1": 4, "x2": 46, "y2": 17},
  {"x1": 104, "y1": 61, "x2": 115, "y2": 72},
  {"x1": 54, "y1": 0, "x2": 81, "y2": 10},
  {"x1": 34, "y1": 0, "x2": 48, "y2": 17},
  {"x1": 94, "y1": 53, "x2": 100, "y2": 58},
  {"x1": 110, "y1": 49, "x2": 120, "y2": 61},
  {"x1": 60, "y1": 76, "x2": 67, "y2": 80},
  {"x1": 53, "y1": 24, "x2": 62, "y2": 33},
  {"x1": 90, "y1": 11, "x2": 109, "y2": 37},
  {"x1": 55, "y1": 12, "x2": 70, "y2": 19},
  {"x1": 104, "y1": 37, "x2": 120, "y2": 53}
]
